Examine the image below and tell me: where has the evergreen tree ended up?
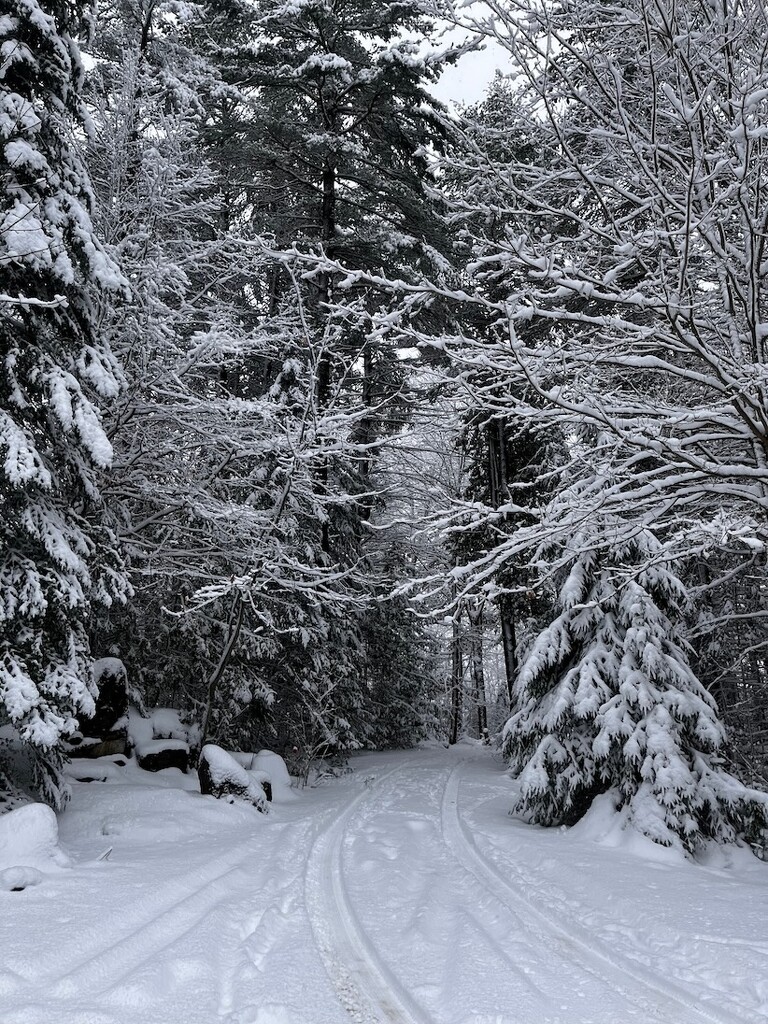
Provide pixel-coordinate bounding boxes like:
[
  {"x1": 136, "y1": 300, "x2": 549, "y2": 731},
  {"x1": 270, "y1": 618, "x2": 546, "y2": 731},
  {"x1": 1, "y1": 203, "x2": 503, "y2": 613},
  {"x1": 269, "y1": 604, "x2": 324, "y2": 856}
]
[
  {"x1": 0, "y1": 0, "x2": 128, "y2": 806},
  {"x1": 504, "y1": 506, "x2": 768, "y2": 853},
  {"x1": 172, "y1": 0, "x2": 461, "y2": 752}
]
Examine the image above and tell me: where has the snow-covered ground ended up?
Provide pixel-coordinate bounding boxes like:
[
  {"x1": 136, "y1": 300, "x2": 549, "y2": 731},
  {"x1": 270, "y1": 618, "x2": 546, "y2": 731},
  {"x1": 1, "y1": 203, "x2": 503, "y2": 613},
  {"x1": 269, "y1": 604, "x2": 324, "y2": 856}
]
[{"x1": 1, "y1": 744, "x2": 765, "y2": 1024}]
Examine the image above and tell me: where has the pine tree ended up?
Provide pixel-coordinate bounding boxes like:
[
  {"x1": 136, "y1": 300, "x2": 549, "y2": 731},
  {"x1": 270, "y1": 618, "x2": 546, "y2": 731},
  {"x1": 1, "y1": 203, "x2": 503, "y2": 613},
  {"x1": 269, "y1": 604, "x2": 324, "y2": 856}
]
[
  {"x1": 0, "y1": 0, "x2": 128, "y2": 806},
  {"x1": 174, "y1": 0, "x2": 460, "y2": 752},
  {"x1": 504, "y1": 512, "x2": 768, "y2": 853},
  {"x1": 192, "y1": 0, "x2": 458, "y2": 477}
]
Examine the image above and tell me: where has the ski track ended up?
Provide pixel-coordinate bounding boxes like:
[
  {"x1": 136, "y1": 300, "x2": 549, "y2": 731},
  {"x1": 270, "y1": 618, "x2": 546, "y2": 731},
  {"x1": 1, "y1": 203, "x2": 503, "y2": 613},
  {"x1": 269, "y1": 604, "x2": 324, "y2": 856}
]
[
  {"x1": 308, "y1": 758, "x2": 685, "y2": 1024},
  {"x1": 4, "y1": 750, "x2": 761, "y2": 1024},
  {"x1": 440, "y1": 761, "x2": 750, "y2": 1024},
  {"x1": 34, "y1": 838, "x2": 266, "y2": 1000},
  {"x1": 305, "y1": 763, "x2": 436, "y2": 1024},
  {"x1": 342, "y1": 761, "x2": 667, "y2": 1024}
]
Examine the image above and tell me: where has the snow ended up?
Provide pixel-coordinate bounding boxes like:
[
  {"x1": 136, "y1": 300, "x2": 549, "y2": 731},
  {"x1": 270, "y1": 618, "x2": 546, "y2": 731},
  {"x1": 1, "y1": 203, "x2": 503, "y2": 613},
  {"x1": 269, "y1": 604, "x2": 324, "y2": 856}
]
[
  {"x1": 127, "y1": 707, "x2": 198, "y2": 749},
  {"x1": 4, "y1": 138, "x2": 47, "y2": 171},
  {"x1": 201, "y1": 743, "x2": 249, "y2": 787},
  {"x1": 1, "y1": 746, "x2": 766, "y2": 1023},
  {"x1": 135, "y1": 738, "x2": 188, "y2": 757},
  {"x1": 231, "y1": 749, "x2": 293, "y2": 797},
  {"x1": 146, "y1": 708, "x2": 189, "y2": 741},
  {"x1": 93, "y1": 657, "x2": 126, "y2": 683},
  {"x1": 0, "y1": 411, "x2": 51, "y2": 487},
  {"x1": 253, "y1": 750, "x2": 291, "y2": 792},
  {"x1": 0, "y1": 803, "x2": 70, "y2": 890},
  {"x1": 198, "y1": 746, "x2": 269, "y2": 813},
  {"x1": 1, "y1": 197, "x2": 73, "y2": 280}
]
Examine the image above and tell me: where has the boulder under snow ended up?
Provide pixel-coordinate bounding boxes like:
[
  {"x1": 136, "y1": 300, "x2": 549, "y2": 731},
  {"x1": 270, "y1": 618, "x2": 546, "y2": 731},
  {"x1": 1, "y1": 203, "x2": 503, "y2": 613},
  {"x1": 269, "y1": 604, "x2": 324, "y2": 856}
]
[{"x1": 198, "y1": 745, "x2": 269, "y2": 812}]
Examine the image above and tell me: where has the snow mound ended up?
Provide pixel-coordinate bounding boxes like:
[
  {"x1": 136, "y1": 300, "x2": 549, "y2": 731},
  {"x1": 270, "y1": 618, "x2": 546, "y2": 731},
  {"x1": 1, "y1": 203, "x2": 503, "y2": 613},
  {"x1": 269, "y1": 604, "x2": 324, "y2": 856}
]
[
  {"x1": 127, "y1": 707, "x2": 200, "y2": 749},
  {"x1": 0, "y1": 803, "x2": 70, "y2": 888},
  {"x1": 1, "y1": 865, "x2": 43, "y2": 891},
  {"x1": 67, "y1": 756, "x2": 127, "y2": 783},
  {"x1": 570, "y1": 791, "x2": 684, "y2": 864},
  {"x1": 230, "y1": 749, "x2": 294, "y2": 800},
  {"x1": 202, "y1": 744, "x2": 253, "y2": 788},
  {"x1": 149, "y1": 708, "x2": 191, "y2": 741},
  {"x1": 253, "y1": 750, "x2": 291, "y2": 790}
]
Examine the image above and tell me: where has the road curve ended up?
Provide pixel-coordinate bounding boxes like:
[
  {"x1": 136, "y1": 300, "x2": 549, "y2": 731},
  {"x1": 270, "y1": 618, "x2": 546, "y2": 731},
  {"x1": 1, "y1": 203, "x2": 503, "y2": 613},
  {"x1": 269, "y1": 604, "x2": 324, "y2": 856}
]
[
  {"x1": 440, "y1": 761, "x2": 746, "y2": 1024},
  {"x1": 313, "y1": 754, "x2": 751, "y2": 1024}
]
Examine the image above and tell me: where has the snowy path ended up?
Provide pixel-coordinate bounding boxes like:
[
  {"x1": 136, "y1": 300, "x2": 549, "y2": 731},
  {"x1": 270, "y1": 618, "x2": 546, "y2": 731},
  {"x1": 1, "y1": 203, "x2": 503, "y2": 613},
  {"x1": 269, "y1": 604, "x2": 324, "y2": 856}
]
[
  {"x1": 438, "y1": 764, "x2": 742, "y2": 1024},
  {"x1": 1, "y1": 745, "x2": 766, "y2": 1024}
]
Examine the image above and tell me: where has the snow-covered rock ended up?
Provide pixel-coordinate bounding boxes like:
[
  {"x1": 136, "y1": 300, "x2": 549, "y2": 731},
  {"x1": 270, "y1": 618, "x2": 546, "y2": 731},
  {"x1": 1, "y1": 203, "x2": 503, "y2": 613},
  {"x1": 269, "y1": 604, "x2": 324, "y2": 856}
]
[
  {"x1": 248, "y1": 769, "x2": 273, "y2": 802},
  {"x1": 135, "y1": 738, "x2": 189, "y2": 773},
  {"x1": 148, "y1": 708, "x2": 192, "y2": 742},
  {"x1": 253, "y1": 750, "x2": 291, "y2": 792},
  {"x1": 128, "y1": 707, "x2": 200, "y2": 752},
  {"x1": 230, "y1": 749, "x2": 293, "y2": 801},
  {"x1": 198, "y1": 744, "x2": 268, "y2": 812},
  {"x1": 127, "y1": 708, "x2": 201, "y2": 773},
  {"x1": 0, "y1": 803, "x2": 70, "y2": 890}
]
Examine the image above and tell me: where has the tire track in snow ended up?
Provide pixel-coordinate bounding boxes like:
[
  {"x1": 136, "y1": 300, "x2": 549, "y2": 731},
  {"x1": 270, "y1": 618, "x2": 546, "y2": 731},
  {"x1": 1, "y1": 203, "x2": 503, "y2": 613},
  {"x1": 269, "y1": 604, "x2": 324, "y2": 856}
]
[
  {"x1": 304, "y1": 764, "x2": 435, "y2": 1024},
  {"x1": 36, "y1": 838, "x2": 266, "y2": 999},
  {"x1": 440, "y1": 762, "x2": 748, "y2": 1024}
]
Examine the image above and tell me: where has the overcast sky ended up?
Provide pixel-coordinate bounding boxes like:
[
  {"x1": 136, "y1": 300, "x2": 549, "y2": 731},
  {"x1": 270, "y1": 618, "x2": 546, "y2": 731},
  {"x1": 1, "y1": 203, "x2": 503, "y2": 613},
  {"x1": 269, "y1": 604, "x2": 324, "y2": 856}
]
[{"x1": 430, "y1": 33, "x2": 511, "y2": 108}]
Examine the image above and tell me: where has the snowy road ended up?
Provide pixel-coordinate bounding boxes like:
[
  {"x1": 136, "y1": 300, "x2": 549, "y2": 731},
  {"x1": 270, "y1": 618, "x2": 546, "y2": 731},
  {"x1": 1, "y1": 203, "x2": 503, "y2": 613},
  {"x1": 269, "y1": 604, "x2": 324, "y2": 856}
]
[{"x1": 1, "y1": 745, "x2": 766, "y2": 1024}]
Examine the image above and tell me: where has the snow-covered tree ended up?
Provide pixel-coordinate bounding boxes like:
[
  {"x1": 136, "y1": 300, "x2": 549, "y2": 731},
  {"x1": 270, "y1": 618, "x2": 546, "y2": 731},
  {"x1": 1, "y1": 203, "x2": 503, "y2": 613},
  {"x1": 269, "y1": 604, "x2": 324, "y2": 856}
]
[
  {"x1": 0, "y1": 0, "x2": 128, "y2": 806},
  {"x1": 169, "y1": 0, "x2": 462, "y2": 751},
  {"x1": 83, "y1": 3, "x2": 359, "y2": 752},
  {"x1": 232, "y1": 0, "x2": 460, "y2": 527},
  {"x1": 422, "y1": 0, "x2": 768, "y2": 562},
  {"x1": 360, "y1": 0, "x2": 768, "y2": 827},
  {"x1": 504, "y1": 505, "x2": 768, "y2": 853}
]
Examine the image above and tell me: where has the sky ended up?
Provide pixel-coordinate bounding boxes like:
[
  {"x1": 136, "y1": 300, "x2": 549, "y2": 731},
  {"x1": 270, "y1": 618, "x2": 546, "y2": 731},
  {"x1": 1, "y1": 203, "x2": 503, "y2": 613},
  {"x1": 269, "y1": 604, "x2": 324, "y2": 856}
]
[{"x1": 430, "y1": 30, "x2": 512, "y2": 107}]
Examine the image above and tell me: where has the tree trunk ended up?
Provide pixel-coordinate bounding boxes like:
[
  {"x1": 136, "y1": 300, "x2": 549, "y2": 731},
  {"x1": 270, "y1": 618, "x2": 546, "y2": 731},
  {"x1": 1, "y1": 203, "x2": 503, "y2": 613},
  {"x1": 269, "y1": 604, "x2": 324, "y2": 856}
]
[
  {"x1": 466, "y1": 599, "x2": 489, "y2": 742},
  {"x1": 487, "y1": 421, "x2": 517, "y2": 705},
  {"x1": 498, "y1": 593, "x2": 518, "y2": 706},
  {"x1": 449, "y1": 612, "x2": 463, "y2": 745},
  {"x1": 315, "y1": 156, "x2": 337, "y2": 554}
]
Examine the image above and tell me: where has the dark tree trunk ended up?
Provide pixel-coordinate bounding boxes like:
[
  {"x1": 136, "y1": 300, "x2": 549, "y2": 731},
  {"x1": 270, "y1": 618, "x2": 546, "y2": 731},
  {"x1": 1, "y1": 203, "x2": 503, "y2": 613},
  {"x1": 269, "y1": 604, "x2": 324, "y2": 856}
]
[
  {"x1": 466, "y1": 600, "x2": 489, "y2": 741},
  {"x1": 487, "y1": 421, "x2": 517, "y2": 704},
  {"x1": 314, "y1": 156, "x2": 337, "y2": 554},
  {"x1": 198, "y1": 595, "x2": 244, "y2": 759},
  {"x1": 449, "y1": 612, "x2": 463, "y2": 745},
  {"x1": 498, "y1": 593, "x2": 518, "y2": 706}
]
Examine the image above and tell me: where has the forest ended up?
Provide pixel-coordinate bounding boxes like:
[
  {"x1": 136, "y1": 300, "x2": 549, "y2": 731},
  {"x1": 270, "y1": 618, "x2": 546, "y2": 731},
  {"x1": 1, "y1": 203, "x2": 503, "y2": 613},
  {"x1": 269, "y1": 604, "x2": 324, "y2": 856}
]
[{"x1": 3, "y1": 0, "x2": 768, "y2": 857}]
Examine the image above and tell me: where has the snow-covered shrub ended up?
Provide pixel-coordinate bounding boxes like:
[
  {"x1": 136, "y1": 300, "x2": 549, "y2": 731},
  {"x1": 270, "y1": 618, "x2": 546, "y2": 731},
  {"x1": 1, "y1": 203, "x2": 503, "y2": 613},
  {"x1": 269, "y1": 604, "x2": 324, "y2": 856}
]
[
  {"x1": 504, "y1": 526, "x2": 768, "y2": 854},
  {"x1": 198, "y1": 744, "x2": 268, "y2": 812},
  {"x1": 0, "y1": 728, "x2": 71, "y2": 814}
]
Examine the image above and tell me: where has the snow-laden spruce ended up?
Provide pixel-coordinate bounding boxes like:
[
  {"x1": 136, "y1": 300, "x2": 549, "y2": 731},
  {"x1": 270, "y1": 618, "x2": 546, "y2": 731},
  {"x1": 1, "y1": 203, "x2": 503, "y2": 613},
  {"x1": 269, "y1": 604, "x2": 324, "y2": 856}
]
[
  {"x1": 503, "y1": 523, "x2": 768, "y2": 854},
  {"x1": 0, "y1": 0, "x2": 128, "y2": 806}
]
